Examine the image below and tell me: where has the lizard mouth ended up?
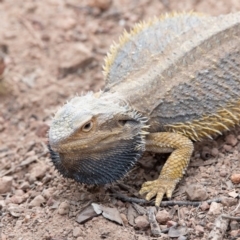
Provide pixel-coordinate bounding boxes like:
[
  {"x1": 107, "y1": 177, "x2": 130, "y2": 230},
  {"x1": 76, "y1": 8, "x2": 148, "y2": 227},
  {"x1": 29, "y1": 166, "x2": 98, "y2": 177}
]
[{"x1": 48, "y1": 133, "x2": 145, "y2": 185}]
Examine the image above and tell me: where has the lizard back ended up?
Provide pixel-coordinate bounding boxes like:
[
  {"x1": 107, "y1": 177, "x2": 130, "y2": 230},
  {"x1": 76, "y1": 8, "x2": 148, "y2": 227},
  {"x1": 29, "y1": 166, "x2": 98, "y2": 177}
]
[
  {"x1": 103, "y1": 12, "x2": 207, "y2": 89},
  {"x1": 103, "y1": 12, "x2": 240, "y2": 140}
]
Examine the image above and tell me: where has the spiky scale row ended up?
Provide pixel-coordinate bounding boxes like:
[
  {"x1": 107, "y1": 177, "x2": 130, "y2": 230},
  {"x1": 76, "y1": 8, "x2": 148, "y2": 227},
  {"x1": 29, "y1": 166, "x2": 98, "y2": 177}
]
[
  {"x1": 102, "y1": 16, "x2": 158, "y2": 79},
  {"x1": 103, "y1": 12, "x2": 205, "y2": 85},
  {"x1": 165, "y1": 101, "x2": 240, "y2": 141}
]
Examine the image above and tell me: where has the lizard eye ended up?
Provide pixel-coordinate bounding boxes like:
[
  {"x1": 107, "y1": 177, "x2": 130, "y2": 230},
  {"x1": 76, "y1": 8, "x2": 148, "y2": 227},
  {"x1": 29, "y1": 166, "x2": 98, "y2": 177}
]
[{"x1": 82, "y1": 121, "x2": 93, "y2": 132}]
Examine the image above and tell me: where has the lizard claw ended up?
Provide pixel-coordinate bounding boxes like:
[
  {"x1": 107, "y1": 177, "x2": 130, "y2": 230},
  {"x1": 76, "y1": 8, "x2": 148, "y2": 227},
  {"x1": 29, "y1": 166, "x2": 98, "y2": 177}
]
[{"x1": 139, "y1": 178, "x2": 178, "y2": 206}]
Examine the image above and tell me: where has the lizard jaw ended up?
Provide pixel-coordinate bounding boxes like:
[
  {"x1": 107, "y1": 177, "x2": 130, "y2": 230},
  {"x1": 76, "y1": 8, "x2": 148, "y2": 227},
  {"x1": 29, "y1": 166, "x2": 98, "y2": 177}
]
[{"x1": 48, "y1": 133, "x2": 145, "y2": 185}]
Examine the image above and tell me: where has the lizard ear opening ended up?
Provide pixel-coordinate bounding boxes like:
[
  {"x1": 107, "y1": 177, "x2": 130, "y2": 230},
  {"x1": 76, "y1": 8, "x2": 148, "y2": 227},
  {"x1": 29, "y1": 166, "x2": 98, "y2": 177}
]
[{"x1": 118, "y1": 119, "x2": 128, "y2": 127}]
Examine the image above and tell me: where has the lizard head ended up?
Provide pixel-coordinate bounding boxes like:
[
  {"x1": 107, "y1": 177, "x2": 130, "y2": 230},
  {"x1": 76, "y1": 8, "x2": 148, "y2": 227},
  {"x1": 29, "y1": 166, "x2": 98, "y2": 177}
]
[{"x1": 48, "y1": 92, "x2": 148, "y2": 185}]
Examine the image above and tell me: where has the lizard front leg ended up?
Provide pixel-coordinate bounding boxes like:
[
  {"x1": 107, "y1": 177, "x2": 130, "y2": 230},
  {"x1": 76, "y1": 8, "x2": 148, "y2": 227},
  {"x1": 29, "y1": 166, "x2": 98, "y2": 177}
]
[{"x1": 139, "y1": 132, "x2": 194, "y2": 206}]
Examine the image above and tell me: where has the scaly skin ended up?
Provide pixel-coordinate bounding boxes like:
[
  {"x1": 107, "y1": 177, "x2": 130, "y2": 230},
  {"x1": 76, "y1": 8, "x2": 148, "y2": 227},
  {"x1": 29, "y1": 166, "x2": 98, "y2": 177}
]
[
  {"x1": 49, "y1": 12, "x2": 240, "y2": 206},
  {"x1": 141, "y1": 133, "x2": 194, "y2": 206}
]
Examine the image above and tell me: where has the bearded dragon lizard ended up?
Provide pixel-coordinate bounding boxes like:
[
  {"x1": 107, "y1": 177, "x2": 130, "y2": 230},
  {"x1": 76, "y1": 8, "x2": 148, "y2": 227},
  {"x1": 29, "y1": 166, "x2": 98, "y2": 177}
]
[{"x1": 49, "y1": 12, "x2": 240, "y2": 206}]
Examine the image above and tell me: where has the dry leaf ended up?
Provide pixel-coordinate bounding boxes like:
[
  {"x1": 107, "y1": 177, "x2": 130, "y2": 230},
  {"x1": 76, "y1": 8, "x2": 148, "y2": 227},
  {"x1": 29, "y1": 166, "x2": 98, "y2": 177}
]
[
  {"x1": 92, "y1": 203, "x2": 123, "y2": 225},
  {"x1": 76, "y1": 205, "x2": 99, "y2": 224}
]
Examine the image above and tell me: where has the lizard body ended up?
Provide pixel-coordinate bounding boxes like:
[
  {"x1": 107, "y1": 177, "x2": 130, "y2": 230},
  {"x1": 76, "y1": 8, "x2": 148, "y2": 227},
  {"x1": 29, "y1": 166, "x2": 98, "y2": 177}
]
[{"x1": 49, "y1": 12, "x2": 240, "y2": 206}]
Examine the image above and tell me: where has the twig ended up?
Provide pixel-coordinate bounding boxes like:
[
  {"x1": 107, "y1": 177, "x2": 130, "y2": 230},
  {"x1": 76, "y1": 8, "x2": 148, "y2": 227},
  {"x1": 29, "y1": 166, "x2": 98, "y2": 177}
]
[
  {"x1": 117, "y1": 182, "x2": 132, "y2": 191},
  {"x1": 161, "y1": 198, "x2": 222, "y2": 207},
  {"x1": 111, "y1": 189, "x2": 222, "y2": 207},
  {"x1": 111, "y1": 190, "x2": 151, "y2": 204},
  {"x1": 147, "y1": 207, "x2": 161, "y2": 236},
  {"x1": 117, "y1": 183, "x2": 140, "y2": 197},
  {"x1": 222, "y1": 214, "x2": 240, "y2": 221}
]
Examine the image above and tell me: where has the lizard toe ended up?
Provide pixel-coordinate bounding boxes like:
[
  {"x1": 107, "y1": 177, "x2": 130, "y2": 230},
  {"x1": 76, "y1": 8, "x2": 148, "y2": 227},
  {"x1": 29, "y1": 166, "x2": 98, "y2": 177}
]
[
  {"x1": 166, "y1": 184, "x2": 177, "y2": 199},
  {"x1": 146, "y1": 188, "x2": 162, "y2": 201},
  {"x1": 155, "y1": 191, "x2": 165, "y2": 207},
  {"x1": 139, "y1": 179, "x2": 159, "y2": 195},
  {"x1": 140, "y1": 178, "x2": 178, "y2": 206}
]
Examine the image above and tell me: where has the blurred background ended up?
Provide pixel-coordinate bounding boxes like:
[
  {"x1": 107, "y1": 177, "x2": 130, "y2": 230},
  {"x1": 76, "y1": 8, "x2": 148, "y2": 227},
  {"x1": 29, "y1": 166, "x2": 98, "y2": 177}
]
[{"x1": 1, "y1": 1, "x2": 240, "y2": 239}]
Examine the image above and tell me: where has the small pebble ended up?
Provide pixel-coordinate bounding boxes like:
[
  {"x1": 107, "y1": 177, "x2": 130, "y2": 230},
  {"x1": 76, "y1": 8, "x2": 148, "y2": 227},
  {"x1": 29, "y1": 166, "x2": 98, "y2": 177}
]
[
  {"x1": 221, "y1": 197, "x2": 238, "y2": 207},
  {"x1": 208, "y1": 202, "x2": 222, "y2": 215},
  {"x1": 219, "y1": 169, "x2": 228, "y2": 177},
  {"x1": 0, "y1": 176, "x2": 13, "y2": 194},
  {"x1": 230, "y1": 220, "x2": 239, "y2": 230},
  {"x1": 24, "y1": 215, "x2": 31, "y2": 223},
  {"x1": 120, "y1": 213, "x2": 128, "y2": 225},
  {"x1": 195, "y1": 225, "x2": 204, "y2": 233},
  {"x1": 10, "y1": 195, "x2": 25, "y2": 204},
  {"x1": 156, "y1": 210, "x2": 170, "y2": 224},
  {"x1": 29, "y1": 195, "x2": 45, "y2": 207},
  {"x1": 211, "y1": 148, "x2": 219, "y2": 157},
  {"x1": 167, "y1": 220, "x2": 177, "y2": 228},
  {"x1": 223, "y1": 144, "x2": 233, "y2": 152},
  {"x1": 58, "y1": 201, "x2": 70, "y2": 215},
  {"x1": 72, "y1": 227, "x2": 81, "y2": 237},
  {"x1": 185, "y1": 184, "x2": 208, "y2": 201},
  {"x1": 230, "y1": 173, "x2": 240, "y2": 184},
  {"x1": 134, "y1": 216, "x2": 149, "y2": 229},
  {"x1": 200, "y1": 202, "x2": 210, "y2": 211},
  {"x1": 42, "y1": 187, "x2": 55, "y2": 199},
  {"x1": 20, "y1": 181, "x2": 30, "y2": 190},
  {"x1": 29, "y1": 163, "x2": 48, "y2": 180},
  {"x1": 225, "y1": 134, "x2": 238, "y2": 146}
]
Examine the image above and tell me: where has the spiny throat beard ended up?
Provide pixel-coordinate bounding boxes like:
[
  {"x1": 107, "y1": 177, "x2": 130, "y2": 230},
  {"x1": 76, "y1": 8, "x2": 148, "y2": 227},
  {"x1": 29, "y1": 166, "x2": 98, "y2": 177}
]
[{"x1": 48, "y1": 133, "x2": 145, "y2": 185}]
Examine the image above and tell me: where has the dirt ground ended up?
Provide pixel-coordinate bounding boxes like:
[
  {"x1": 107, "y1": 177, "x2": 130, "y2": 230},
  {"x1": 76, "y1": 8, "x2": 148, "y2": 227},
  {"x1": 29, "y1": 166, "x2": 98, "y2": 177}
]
[{"x1": 1, "y1": 0, "x2": 240, "y2": 239}]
